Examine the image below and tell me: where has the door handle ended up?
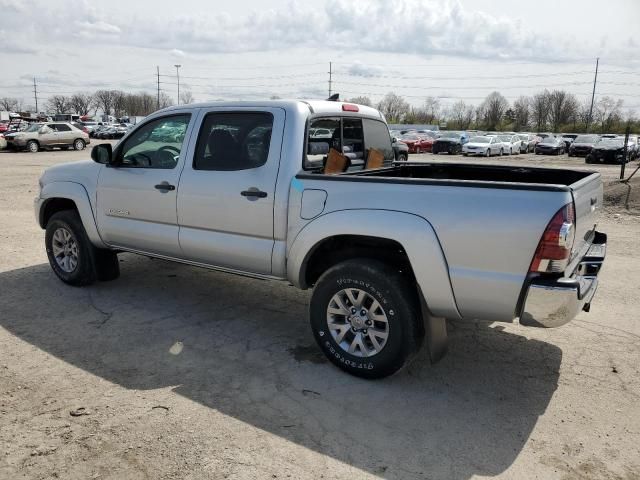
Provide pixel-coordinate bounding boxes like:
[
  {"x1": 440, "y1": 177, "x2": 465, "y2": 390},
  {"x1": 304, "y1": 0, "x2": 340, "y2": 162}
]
[
  {"x1": 241, "y1": 189, "x2": 267, "y2": 199},
  {"x1": 155, "y1": 182, "x2": 175, "y2": 191}
]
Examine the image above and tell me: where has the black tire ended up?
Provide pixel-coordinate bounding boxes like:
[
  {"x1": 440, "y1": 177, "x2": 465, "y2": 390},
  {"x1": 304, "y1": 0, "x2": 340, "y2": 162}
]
[
  {"x1": 462, "y1": 153, "x2": 468, "y2": 157},
  {"x1": 397, "y1": 153, "x2": 408, "y2": 162},
  {"x1": 310, "y1": 259, "x2": 424, "y2": 379},
  {"x1": 500, "y1": 148, "x2": 504, "y2": 156},
  {"x1": 485, "y1": 149, "x2": 490, "y2": 157},
  {"x1": 45, "y1": 210, "x2": 119, "y2": 286},
  {"x1": 73, "y1": 139, "x2": 86, "y2": 151},
  {"x1": 26, "y1": 140, "x2": 39, "y2": 153}
]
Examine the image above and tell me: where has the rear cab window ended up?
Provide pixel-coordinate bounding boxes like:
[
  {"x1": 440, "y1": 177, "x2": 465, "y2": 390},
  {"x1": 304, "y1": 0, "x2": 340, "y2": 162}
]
[{"x1": 304, "y1": 116, "x2": 393, "y2": 171}]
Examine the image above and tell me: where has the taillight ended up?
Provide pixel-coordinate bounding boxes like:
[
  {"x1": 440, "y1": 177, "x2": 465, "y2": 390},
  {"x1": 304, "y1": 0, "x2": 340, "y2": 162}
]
[{"x1": 530, "y1": 203, "x2": 575, "y2": 273}]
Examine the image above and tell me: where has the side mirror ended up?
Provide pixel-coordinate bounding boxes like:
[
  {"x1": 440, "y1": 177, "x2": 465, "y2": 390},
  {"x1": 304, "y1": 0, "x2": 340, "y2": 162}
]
[
  {"x1": 91, "y1": 143, "x2": 113, "y2": 165},
  {"x1": 39, "y1": 128, "x2": 48, "y2": 134}
]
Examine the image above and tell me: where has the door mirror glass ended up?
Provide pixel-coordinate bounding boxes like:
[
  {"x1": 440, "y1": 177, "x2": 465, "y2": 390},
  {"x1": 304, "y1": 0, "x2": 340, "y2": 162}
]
[
  {"x1": 91, "y1": 143, "x2": 112, "y2": 165},
  {"x1": 39, "y1": 127, "x2": 49, "y2": 134}
]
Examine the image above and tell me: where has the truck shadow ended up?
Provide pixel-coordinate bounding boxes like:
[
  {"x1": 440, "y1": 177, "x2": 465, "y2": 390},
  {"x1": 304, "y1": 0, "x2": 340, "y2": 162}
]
[{"x1": 0, "y1": 255, "x2": 562, "y2": 480}]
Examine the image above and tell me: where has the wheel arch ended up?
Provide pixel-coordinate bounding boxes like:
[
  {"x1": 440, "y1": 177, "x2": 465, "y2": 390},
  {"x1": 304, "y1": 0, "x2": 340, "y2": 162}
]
[
  {"x1": 287, "y1": 209, "x2": 461, "y2": 319},
  {"x1": 38, "y1": 182, "x2": 107, "y2": 248}
]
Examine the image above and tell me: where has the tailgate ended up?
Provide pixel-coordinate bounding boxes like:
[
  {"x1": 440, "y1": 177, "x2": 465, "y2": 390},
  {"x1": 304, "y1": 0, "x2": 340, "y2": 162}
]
[{"x1": 569, "y1": 172, "x2": 602, "y2": 268}]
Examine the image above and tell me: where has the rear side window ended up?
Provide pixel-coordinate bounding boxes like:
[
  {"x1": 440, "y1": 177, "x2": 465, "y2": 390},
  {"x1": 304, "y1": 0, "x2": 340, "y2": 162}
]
[
  {"x1": 193, "y1": 112, "x2": 273, "y2": 171},
  {"x1": 363, "y1": 119, "x2": 394, "y2": 162},
  {"x1": 53, "y1": 124, "x2": 71, "y2": 132}
]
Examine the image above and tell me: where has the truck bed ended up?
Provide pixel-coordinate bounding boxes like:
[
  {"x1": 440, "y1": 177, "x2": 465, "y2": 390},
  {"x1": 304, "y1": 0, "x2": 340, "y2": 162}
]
[{"x1": 347, "y1": 162, "x2": 594, "y2": 190}]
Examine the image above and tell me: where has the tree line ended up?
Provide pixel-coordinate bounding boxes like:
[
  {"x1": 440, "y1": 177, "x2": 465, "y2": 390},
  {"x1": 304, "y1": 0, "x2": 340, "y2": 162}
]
[
  {"x1": 349, "y1": 90, "x2": 637, "y2": 134},
  {"x1": 0, "y1": 88, "x2": 635, "y2": 133},
  {"x1": 0, "y1": 89, "x2": 196, "y2": 118}
]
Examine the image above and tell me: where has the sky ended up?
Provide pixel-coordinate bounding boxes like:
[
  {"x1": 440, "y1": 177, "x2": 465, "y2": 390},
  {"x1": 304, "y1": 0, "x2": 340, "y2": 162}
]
[{"x1": 1, "y1": 0, "x2": 639, "y2": 113}]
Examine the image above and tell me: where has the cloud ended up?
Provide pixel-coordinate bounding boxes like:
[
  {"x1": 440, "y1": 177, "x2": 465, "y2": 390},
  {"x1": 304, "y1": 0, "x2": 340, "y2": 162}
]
[
  {"x1": 347, "y1": 62, "x2": 385, "y2": 78},
  {"x1": 0, "y1": 0, "x2": 634, "y2": 66}
]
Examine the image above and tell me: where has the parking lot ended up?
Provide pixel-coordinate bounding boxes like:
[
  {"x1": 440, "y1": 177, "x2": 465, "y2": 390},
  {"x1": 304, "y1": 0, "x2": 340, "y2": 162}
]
[{"x1": 1, "y1": 145, "x2": 639, "y2": 479}]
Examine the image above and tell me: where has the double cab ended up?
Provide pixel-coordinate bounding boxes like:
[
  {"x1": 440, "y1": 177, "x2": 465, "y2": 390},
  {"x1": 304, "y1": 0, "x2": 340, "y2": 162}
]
[{"x1": 35, "y1": 100, "x2": 607, "y2": 378}]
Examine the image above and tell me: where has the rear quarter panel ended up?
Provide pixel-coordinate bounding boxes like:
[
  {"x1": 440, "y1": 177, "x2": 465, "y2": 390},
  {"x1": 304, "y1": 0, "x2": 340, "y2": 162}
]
[{"x1": 288, "y1": 176, "x2": 572, "y2": 322}]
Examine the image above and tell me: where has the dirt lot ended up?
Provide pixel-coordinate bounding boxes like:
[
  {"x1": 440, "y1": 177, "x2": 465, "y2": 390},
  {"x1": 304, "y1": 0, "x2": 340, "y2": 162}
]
[{"x1": 1, "y1": 145, "x2": 639, "y2": 480}]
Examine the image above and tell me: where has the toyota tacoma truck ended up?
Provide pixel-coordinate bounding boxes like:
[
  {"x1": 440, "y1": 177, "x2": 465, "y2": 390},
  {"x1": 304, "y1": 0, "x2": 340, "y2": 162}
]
[{"x1": 35, "y1": 100, "x2": 607, "y2": 379}]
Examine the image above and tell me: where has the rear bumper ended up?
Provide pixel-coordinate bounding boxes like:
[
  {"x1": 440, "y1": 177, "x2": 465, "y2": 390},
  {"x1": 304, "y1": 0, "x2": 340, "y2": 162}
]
[{"x1": 519, "y1": 231, "x2": 606, "y2": 328}]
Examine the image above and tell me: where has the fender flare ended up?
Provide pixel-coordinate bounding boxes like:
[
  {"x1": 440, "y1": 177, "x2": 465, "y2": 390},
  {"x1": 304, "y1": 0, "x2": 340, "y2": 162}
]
[
  {"x1": 287, "y1": 209, "x2": 461, "y2": 319},
  {"x1": 38, "y1": 181, "x2": 107, "y2": 248}
]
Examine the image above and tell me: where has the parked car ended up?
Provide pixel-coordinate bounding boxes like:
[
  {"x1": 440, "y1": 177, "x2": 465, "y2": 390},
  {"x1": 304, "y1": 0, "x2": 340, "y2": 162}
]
[
  {"x1": 535, "y1": 136, "x2": 566, "y2": 155},
  {"x1": 462, "y1": 135, "x2": 503, "y2": 157},
  {"x1": 568, "y1": 135, "x2": 600, "y2": 157},
  {"x1": 400, "y1": 133, "x2": 434, "y2": 153},
  {"x1": 0, "y1": 133, "x2": 6, "y2": 150},
  {"x1": 560, "y1": 134, "x2": 579, "y2": 151},
  {"x1": 4, "y1": 122, "x2": 90, "y2": 152},
  {"x1": 498, "y1": 135, "x2": 522, "y2": 155},
  {"x1": 586, "y1": 138, "x2": 631, "y2": 164},
  {"x1": 391, "y1": 135, "x2": 409, "y2": 161},
  {"x1": 0, "y1": 121, "x2": 9, "y2": 133},
  {"x1": 34, "y1": 99, "x2": 607, "y2": 379},
  {"x1": 622, "y1": 136, "x2": 639, "y2": 160},
  {"x1": 517, "y1": 134, "x2": 539, "y2": 153},
  {"x1": 431, "y1": 131, "x2": 468, "y2": 154}
]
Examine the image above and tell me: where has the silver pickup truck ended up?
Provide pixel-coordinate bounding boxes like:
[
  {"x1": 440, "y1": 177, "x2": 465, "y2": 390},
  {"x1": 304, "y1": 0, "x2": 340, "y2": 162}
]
[{"x1": 35, "y1": 100, "x2": 607, "y2": 379}]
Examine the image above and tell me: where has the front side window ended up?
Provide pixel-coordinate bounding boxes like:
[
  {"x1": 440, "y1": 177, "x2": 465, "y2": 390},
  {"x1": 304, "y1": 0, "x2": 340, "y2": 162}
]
[
  {"x1": 194, "y1": 112, "x2": 273, "y2": 171},
  {"x1": 118, "y1": 114, "x2": 190, "y2": 169}
]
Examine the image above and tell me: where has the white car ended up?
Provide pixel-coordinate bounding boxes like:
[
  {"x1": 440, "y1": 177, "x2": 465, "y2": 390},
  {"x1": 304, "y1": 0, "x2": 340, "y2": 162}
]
[
  {"x1": 498, "y1": 135, "x2": 521, "y2": 155},
  {"x1": 462, "y1": 136, "x2": 504, "y2": 157}
]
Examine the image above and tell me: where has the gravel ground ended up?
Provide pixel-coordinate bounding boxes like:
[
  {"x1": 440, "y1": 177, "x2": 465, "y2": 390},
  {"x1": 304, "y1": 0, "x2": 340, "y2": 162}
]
[{"x1": 1, "y1": 145, "x2": 639, "y2": 480}]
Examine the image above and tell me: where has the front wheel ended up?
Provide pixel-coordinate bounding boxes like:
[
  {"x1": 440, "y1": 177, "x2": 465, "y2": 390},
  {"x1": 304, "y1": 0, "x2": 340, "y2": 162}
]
[
  {"x1": 310, "y1": 259, "x2": 424, "y2": 379},
  {"x1": 26, "y1": 140, "x2": 39, "y2": 153},
  {"x1": 485, "y1": 149, "x2": 490, "y2": 157},
  {"x1": 73, "y1": 139, "x2": 86, "y2": 151},
  {"x1": 397, "y1": 153, "x2": 408, "y2": 162},
  {"x1": 45, "y1": 210, "x2": 120, "y2": 286}
]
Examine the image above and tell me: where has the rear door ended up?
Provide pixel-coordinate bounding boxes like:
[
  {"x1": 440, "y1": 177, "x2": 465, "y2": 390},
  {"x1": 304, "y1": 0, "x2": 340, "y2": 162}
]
[
  {"x1": 177, "y1": 107, "x2": 284, "y2": 274},
  {"x1": 52, "y1": 123, "x2": 74, "y2": 146}
]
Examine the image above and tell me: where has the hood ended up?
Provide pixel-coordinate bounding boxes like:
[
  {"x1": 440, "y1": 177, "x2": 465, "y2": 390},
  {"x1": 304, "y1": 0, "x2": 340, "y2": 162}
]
[
  {"x1": 594, "y1": 145, "x2": 624, "y2": 151},
  {"x1": 40, "y1": 160, "x2": 101, "y2": 188},
  {"x1": 571, "y1": 142, "x2": 595, "y2": 148},
  {"x1": 465, "y1": 142, "x2": 491, "y2": 148},
  {"x1": 435, "y1": 138, "x2": 461, "y2": 144}
]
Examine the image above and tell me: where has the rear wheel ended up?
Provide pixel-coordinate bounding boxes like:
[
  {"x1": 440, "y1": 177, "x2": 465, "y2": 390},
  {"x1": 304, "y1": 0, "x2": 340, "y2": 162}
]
[
  {"x1": 397, "y1": 152, "x2": 408, "y2": 162},
  {"x1": 310, "y1": 259, "x2": 423, "y2": 379},
  {"x1": 485, "y1": 149, "x2": 490, "y2": 157},
  {"x1": 500, "y1": 148, "x2": 504, "y2": 156},
  {"x1": 73, "y1": 139, "x2": 86, "y2": 151}
]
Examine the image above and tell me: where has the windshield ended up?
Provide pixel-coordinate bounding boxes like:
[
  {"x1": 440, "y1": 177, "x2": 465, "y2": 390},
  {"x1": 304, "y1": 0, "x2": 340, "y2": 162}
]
[
  {"x1": 575, "y1": 135, "x2": 599, "y2": 143},
  {"x1": 25, "y1": 124, "x2": 42, "y2": 132},
  {"x1": 401, "y1": 134, "x2": 419, "y2": 140},
  {"x1": 440, "y1": 132, "x2": 459, "y2": 139},
  {"x1": 600, "y1": 139, "x2": 624, "y2": 147},
  {"x1": 469, "y1": 136, "x2": 489, "y2": 143},
  {"x1": 518, "y1": 135, "x2": 529, "y2": 140},
  {"x1": 498, "y1": 135, "x2": 511, "y2": 141}
]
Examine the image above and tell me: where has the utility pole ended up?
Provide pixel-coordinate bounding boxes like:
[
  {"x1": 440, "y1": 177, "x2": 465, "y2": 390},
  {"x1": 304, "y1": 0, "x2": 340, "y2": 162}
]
[
  {"x1": 174, "y1": 64, "x2": 181, "y2": 105},
  {"x1": 156, "y1": 66, "x2": 160, "y2": 110},
  {"x1": 328, "y1": 61, "x2": 332, "y2": 98},
  {"x1": 33, "y1": 77, "x2": 38, "y2": 113},
  {"x1": 587, "y1": 57, "x2": 599, "y2": 132}
]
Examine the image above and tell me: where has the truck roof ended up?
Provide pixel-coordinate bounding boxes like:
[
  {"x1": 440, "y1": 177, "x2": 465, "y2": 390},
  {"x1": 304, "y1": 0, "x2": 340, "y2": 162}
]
[{"x1": 160, "y1": 99, "x2": 385, "y2": 121}]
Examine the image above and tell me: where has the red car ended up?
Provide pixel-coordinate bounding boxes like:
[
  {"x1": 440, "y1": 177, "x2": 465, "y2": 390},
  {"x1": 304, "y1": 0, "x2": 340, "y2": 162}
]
[
  {"x1": 0, "y1": 122, "x2": 9, "y2": 133},
  {"x1": 400, "y1": 134, "x2": 435, "y2": 153}
]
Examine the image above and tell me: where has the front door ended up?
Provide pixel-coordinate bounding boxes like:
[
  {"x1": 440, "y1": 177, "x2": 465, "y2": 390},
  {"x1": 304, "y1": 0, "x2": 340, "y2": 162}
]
[
  {"x1": 96, "y1": 113, "x2": 194, "y2": 257},
  {"x1": 40, "y1": 124, "x2": 58, "y2": 146},
  {"x1": 177, "y1": 108, "x2": 284, "y2": 274}
]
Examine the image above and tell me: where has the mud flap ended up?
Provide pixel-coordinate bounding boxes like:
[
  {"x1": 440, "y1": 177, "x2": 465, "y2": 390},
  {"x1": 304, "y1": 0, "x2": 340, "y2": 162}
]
[{"x1": 419, "y1": 293, "x2": 448, "y2": 363}]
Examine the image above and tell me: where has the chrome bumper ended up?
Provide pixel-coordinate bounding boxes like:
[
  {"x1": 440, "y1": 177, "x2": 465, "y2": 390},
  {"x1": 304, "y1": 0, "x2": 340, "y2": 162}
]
[{"x1": 520, "y1": 231, "x2": 606, "y2": 328}]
